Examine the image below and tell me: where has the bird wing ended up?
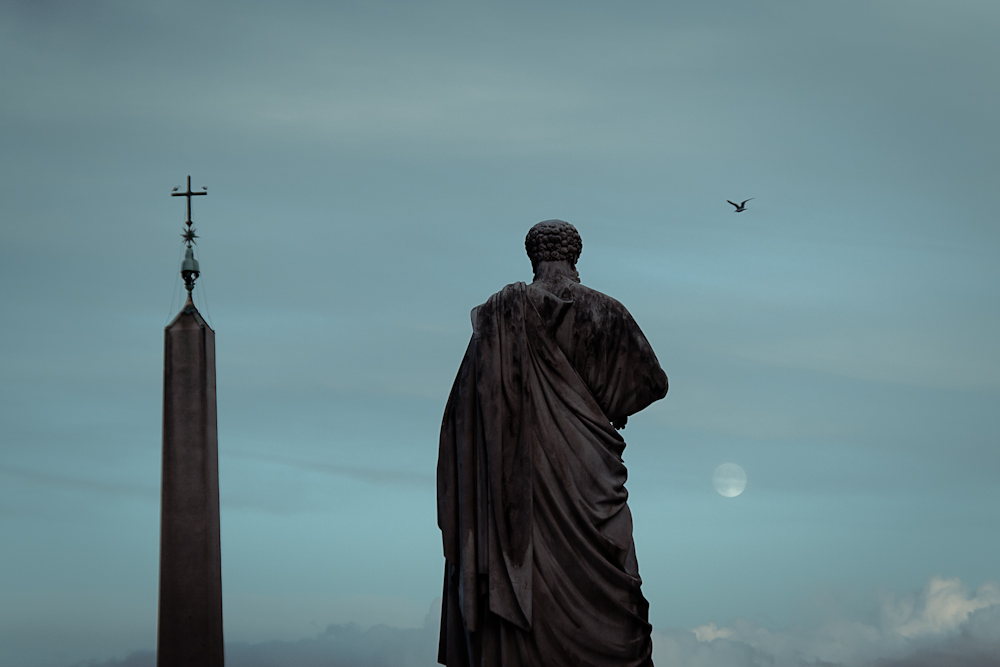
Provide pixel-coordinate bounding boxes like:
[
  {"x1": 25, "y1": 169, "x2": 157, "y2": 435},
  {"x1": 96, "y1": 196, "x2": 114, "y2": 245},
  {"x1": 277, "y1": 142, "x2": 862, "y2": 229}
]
[
  {"x1": 727, "y1": 200, "x2": 738, "y2": 207},
  {"x1": 741, "y1": 198, "x2": 754, "y2": 206}
]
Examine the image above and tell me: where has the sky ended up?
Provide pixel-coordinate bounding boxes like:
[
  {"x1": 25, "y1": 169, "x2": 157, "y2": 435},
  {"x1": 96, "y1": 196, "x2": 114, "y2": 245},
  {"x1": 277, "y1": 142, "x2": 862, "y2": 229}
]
[{"x1": 1, "y1": 1, "x2": 999, "y2": 665}]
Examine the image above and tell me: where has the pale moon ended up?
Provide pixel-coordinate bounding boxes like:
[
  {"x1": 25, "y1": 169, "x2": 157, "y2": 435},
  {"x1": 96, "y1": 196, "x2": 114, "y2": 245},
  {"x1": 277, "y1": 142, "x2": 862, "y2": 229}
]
[{"x1": 713, "y1": 463, "x2": 747, "y2": 498}]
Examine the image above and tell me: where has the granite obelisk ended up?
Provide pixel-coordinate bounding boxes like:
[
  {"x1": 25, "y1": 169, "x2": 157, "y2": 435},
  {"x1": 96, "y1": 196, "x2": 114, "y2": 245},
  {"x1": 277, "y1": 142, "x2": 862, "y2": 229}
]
[{"x1": 158, "y1": 176, "x2": 224, "y2": 666}]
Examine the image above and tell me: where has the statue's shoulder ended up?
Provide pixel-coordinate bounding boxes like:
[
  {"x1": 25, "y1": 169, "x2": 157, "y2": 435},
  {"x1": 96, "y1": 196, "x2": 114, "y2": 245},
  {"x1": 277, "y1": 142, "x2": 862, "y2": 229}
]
[
  {"x1": 477, "y1": 282, "x2": 527, "y2": 310},
  {"x1": 564, "y1": 282, "x2": 631, "y2": 319},
  {"x1": 470, "y1": 282, "x2": 528, "y2": 336}
]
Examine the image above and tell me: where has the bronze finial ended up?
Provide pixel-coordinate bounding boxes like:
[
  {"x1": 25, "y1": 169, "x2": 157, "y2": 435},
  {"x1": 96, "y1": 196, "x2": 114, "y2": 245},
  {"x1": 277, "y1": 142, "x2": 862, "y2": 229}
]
[{"x1": 171, "y1": 175, "x2": 208, "y2": 301}]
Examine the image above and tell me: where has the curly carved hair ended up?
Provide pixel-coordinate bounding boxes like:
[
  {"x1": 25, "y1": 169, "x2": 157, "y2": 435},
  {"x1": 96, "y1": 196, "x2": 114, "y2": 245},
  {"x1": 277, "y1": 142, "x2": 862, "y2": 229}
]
[{"x1": 525, "y1": 220, "x2": 583, "y2": 271}]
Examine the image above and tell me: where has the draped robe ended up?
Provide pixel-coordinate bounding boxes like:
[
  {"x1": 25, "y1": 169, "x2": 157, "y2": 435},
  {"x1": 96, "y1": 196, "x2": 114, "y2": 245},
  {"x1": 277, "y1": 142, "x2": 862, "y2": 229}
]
[{"x1": 437, "y1": 280, "x2": 668, "y2": 667}]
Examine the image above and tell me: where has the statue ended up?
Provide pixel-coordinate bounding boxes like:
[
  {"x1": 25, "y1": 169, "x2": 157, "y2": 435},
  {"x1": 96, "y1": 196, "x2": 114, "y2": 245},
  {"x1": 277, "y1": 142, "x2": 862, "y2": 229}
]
[{"x1": 437, "y1": 220, "x2": 669, "y2": 666}]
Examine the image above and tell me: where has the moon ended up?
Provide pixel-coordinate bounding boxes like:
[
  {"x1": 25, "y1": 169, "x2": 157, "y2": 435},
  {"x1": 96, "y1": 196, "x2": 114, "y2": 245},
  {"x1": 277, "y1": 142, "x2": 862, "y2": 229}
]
[{"x1": 713, "y1": 463, "x2": 747, "y2": 498}]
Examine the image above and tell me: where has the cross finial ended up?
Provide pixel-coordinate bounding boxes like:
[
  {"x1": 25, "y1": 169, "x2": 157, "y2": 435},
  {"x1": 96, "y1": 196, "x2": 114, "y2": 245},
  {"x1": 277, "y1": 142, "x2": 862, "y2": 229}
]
[
  {"x1": 171, "y1": 175, "x2": 208, "y2": 247},
  {"x1": 171, "y1": 175, "x2": 208, "y2": 304}
]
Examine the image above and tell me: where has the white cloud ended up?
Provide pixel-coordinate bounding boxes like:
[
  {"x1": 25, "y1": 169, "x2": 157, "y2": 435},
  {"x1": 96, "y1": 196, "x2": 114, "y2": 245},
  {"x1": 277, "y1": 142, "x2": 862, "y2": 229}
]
[
  {"x1": 660, "y1": 576, "x2": 1000, "y2": 667},
  {"x1": 883, "y1": 577, "x2": 1000, "y2": 639},
  {"x1": 691, "y1": 622, "x2": 733, "y2": 642}
]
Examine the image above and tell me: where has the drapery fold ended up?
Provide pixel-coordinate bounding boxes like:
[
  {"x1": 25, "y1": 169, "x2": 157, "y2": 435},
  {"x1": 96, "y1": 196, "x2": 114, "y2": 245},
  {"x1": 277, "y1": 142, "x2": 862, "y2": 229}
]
[{"x1": 438, "y1": 282, "x2": 667, "y2": 667}]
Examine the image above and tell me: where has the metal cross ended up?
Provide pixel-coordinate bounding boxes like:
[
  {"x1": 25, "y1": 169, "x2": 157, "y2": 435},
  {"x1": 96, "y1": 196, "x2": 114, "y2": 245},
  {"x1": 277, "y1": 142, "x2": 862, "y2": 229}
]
[
  {"x1": 171, "y1": 175, "x2": 207, "y2": 224},
  {"x1": 171, "y1": 175, "x2": 207, "y2": 247}
]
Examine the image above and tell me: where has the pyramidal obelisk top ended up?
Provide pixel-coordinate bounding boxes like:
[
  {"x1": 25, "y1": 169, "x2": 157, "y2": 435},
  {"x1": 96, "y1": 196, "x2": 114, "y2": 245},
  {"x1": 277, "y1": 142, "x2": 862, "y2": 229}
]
[{"x1": 158, "y1": 175, "x2": 224, "y2": 667}]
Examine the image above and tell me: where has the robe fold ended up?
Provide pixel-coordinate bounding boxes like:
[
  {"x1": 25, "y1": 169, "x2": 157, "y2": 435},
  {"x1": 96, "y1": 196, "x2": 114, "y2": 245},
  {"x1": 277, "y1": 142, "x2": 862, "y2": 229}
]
[{"x1": 438, "y1": 281, "x2": 668, "y2": 667}]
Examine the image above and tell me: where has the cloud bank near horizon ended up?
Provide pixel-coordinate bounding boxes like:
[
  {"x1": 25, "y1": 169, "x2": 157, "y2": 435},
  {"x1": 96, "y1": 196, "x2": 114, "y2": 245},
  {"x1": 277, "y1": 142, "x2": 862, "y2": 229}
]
[
  {"x1": 79, "y1": 576, "x2": 1000, "y2": 667},
  {"x1": 658, "y1": 576, "x2": 1000, "y2": 667}
]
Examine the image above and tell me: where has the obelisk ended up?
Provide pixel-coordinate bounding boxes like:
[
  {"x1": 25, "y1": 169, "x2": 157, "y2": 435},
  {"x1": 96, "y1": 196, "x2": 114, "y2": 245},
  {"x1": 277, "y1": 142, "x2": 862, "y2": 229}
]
[{"x1": 158, "y1": 176, "x2": 224, "y2": 666}]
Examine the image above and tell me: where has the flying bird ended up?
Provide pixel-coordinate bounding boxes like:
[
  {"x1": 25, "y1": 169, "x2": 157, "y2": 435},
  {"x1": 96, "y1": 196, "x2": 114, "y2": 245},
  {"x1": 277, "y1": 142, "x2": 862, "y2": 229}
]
[
  {"x1": 172, "y1": 186, "x2": 179, "y2": 192},
  {"x1": 727, "y1": 198, "x2": 753, "y2": 212}
]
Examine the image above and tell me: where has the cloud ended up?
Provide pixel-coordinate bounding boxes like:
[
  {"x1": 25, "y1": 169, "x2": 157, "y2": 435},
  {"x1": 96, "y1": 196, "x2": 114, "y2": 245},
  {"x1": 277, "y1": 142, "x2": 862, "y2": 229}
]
[
  {"x1": 691, "y1": 622, "x2": 733, "y2": 642},
  {"x1": 655, "y1": 576, "x2": 1000, "y2": 667},
  {"x1": 873, "y1": 605, "x2": 1000, "y2": 667},
  {"x1": 77, "y1": 577, "x2": 1000, "y2": 667},
  {"x1": 77, "y1": 600, "x2": 442, "y2": 667},
  {"x1": 884, "y1": 577, "x2": 1000, "y2": 639}
]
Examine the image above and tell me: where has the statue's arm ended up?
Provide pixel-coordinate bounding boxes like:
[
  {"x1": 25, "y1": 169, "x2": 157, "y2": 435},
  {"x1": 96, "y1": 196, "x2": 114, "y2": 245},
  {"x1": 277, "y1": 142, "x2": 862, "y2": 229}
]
[{"x1": 605, "y1": 307, "x2": 668, "y2": 425}]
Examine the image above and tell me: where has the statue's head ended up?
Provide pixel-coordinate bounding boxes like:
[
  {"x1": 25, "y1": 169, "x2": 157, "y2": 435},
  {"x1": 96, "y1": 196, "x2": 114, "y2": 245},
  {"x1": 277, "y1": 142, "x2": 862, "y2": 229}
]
[{"x1": 525, "y1": 220, "x2": 583, "y2": 273}]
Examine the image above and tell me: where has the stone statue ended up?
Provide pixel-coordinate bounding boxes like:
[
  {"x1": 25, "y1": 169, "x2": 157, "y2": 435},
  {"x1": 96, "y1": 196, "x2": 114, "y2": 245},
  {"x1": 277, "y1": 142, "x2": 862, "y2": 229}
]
[{"x1": 437, "y1": 220, "x2": 668, "y2": 666}]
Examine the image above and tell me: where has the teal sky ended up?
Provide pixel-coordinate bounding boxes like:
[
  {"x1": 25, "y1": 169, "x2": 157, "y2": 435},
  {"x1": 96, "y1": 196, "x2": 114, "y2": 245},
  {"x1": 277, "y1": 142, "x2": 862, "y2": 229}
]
[{"x1": 2, "y1": 2, "x2": 999, "y2": 666}]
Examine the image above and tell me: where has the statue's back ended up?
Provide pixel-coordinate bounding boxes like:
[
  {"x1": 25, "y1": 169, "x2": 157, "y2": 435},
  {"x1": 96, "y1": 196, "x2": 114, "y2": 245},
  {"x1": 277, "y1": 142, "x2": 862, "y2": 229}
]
[{"x1": 437, "y1": 221, "x2": 667, "y2": 667}]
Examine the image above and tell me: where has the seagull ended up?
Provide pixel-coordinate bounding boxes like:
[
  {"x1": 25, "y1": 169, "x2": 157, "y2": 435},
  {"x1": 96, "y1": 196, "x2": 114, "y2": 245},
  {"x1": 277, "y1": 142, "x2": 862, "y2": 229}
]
[
  {"x1": 172, "y1": 186, "x2": 179, "y2": 192},
  {"x1": 727, "y1": 198, "x2": 753, "y2": 212}
]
